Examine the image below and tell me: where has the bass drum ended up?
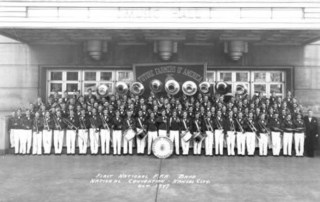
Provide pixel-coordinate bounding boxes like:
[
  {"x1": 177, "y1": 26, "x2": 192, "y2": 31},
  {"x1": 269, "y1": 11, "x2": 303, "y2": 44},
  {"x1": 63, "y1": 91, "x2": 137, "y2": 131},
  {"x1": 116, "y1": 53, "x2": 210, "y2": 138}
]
[{"x1": 152, "y1": 137, "x2": 173, "y2": 159}]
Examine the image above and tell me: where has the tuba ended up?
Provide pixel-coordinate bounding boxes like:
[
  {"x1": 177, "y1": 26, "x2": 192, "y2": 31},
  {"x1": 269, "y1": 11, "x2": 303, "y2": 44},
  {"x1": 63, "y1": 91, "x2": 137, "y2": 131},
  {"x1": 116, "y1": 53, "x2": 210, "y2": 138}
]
[
  {"x1": 165, "y1": 80, "x2": 180, "y2": 95},
  {"x1": 199, "y1": 81, "x2": 211, "y2": 94},
  {"x1": 149, "y1": 79, "x2": 163, "y2": 93},
  {"x1": 215, "y1": 81, "x2": 230, "y2": 95},
  {"x1": 96, "y1": 84, "x2": 109, "y2": 97},
  {"x1": 182, "y1": 81, "x2": 197, "y2": 96},
  {"x1": 115, "y1": 81, "x2": 129, "y2": 95},
  {"x1": 235, "y1": 84, "x2": 247, "y2": 95},
  {"x1": 130, "y1": 82, "x2": 145, "y2": 96}
]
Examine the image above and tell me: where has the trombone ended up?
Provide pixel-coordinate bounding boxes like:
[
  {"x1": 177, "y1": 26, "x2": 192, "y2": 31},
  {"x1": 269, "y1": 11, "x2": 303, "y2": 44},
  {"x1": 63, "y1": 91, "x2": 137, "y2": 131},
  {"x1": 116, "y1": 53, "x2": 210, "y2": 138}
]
[
  {"x1": 204, "y1": 117, "x2": 214, "y2": 132},
  {"x1": 100, "y1": 114, "x2": 110, "y2": 130},
  {"x1": 62, "y1": 117, "x2": 79, "y2": 131},
  {"x1": 258, "y1": 120, "x2": 271, "y2": 136}
]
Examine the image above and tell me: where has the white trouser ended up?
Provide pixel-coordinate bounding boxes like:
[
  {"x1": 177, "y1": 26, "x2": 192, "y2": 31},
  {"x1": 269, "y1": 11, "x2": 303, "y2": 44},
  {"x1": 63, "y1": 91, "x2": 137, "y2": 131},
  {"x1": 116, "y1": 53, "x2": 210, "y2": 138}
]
[
  {"x1": 205, "y1": 131, "x2": 214, "y2": 156},
  {"x1": 226, "y1": 131, "x2": 236, "y2": 156},
  {"x1": 158, "y1": 129, "x2": 167, "y2": 137},
  {"x1": 136, "y1": 130, "x2": 147, "y2": 154},
  {"x1": 271, "y1": 132, "x2": 281, "y2": 156},
  {"x1": 26, "y1": 130, "x2": 32, "y2": 154},
  {"x1": 32, "y1": 131, "x2": 43, "y2": 155},
  {"x1": 14, "y1": 129, "x2": 23, "y2": 154},
  {"x1": 66, "y1": 130, "x2": 76, "y2": 154},
  {"x1": 20, "y1": 130, "x2": 32, "y2": 154},
  {"x1": 100, "y1": 129, "x2": 111, "y2": 154},
  {"x1": 283, "y1": 132, "x2": 293, "y2": 156},
  {"x1": 42, "y1": 130, "x2": 53, "y2": 154},
  {"x1": 10, "y1": 129, "x2": 15, "y2": 148},
  {"x1": 246, "y1": 132, "x2": 256, "y2": 156},
  {"x1": 294, "y1": 132, "x2": 305, "y2": 156},
  {"x1": 147, "y1": 131, "x2": 158, "y2": 154},
  {"x1": 180, "y1": 131, "x2": 190, "y2": 155},
  {"x1": 113, "y1": 130, "x2": 122, "y2": 155},
  {"x1": 89, "y1": 129, "x2": 100, "y2": 154},
  {"x1": 169, "y1": 130, "x2": 180, "y2": 155},
  {"x1": 54, "y1": 130, "x2": 64, "y2": 154},
  {"x1": 78, "y1": 129, "x2": 88, "y2": 154},
  {"x1": 215, "y1": 129, "x2": 224, "y2": 155},
  {"x1": 123, "y1": 134, "x2": 133, "y2": 155},
  {"x1": 193, "y1": 138, "x2": 202, "y2": 155},
  {"x1": 259, "y1": 133, "x2": 268, "y2": 156},
  {"x1": 237, "y1": 132, "x2": 246, "y2": 155}
]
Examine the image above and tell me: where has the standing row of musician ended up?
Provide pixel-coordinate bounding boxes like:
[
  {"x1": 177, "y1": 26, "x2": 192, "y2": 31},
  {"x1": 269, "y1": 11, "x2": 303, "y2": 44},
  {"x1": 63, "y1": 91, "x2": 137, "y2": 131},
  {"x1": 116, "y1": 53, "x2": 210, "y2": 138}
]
[{"x1": 9, "y1": 105, "x2": 314, "y2": 157}]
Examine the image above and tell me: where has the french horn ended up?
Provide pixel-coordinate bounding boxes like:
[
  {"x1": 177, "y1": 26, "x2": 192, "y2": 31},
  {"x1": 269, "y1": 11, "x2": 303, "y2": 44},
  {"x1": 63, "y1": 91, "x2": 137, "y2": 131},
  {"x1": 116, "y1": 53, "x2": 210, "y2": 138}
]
[
  {"x1": 199, "y1": 81, "x2": 211, "y2": 94},
  {"x1": 130, "y1": 82, "x2": 145, "y2": 96},
  {"x1": 115, "y1": 81, "x2": 129, "y2": 95},
  {"x1": 165, "y1": 80, "x2": 180, "y2": 95},
  {"x1": 96, "y1": 84, "x2": 109, "y2": 97},
  {"x1": 235, "y1": 84, "x2": 247, "y2": 95},
  {"x1": 182, "y1": 81, "x2": 197, "y2": 96},
  {"x1": 215, "y1": 81, "x2": 229, "y2": 95},
  {"x1": 149, "y1": 79, "x2": 163, "y2": 93}
]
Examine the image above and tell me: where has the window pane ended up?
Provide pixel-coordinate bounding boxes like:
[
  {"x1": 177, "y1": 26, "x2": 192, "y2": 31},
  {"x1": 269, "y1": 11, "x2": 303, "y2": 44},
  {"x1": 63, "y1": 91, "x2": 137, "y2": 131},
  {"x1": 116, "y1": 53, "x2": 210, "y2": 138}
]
[
  {"x1": 50, "y1": 83, "x2": 62, "y2": 92},
  {"x1": 270, "y1": 84, "x2": 283, "y2": 94},
  {"x1": 66, "y1": 83, "x2": 78, "y2": 92},
  {"x1": 101, "y1": 72, "x2": 112, "y2": 81},
  {"x1": 66, "y1": 72, "x2": 78, "y2": 81},
  {"x1": 50, "y1": 72, "x2": 62, "y2": 80},
  {"x1": 84, "y1": 83, "x2": 97, "y2": 92},
  {"x1": 254, "y1": 84, "x2": 266, "y2": 93},
  {"x1": 118, "y1": 71, "x2": 133, "y2": 82},
  {"x1": 270, "y1": 72, "x2": 282, "y2": 82},
  {"x1": 85, "y1": 72, "x2": 96, "y2": 81},
  {"x1": 236, "y1": 72, "x2": 248, "y2": 82},
  {"x1": 220, "y1": 72, "x2": 232, "y2": 82},
  {"x1": 254, "y1": 72, "x2": 266, "y2": 82},
  {"x1": 206, "y1": 72, "x2": 215, "y2": 83}
]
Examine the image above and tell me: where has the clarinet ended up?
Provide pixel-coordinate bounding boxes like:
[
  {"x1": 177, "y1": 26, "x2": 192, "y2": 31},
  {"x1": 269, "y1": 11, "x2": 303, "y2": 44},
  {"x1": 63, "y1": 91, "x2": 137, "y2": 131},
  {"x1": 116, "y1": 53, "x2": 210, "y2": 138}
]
[{"x1": 62, "y1": 117, "x2": 78, "y2": 131}]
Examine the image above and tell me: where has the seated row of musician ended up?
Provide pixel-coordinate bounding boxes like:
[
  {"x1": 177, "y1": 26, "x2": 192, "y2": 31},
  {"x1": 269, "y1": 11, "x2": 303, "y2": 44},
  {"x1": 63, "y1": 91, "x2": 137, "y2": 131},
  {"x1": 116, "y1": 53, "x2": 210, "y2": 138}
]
[{"x1": 9, "y1": 105, "x2": 306, "y2": 157}]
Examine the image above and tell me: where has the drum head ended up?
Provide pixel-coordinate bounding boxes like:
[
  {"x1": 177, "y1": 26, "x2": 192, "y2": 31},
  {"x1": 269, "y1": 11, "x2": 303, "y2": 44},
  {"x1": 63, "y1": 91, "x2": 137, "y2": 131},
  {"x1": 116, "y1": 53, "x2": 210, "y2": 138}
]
[{"x1": 152, "y1": 137, "x2": 173, "y2": 159}]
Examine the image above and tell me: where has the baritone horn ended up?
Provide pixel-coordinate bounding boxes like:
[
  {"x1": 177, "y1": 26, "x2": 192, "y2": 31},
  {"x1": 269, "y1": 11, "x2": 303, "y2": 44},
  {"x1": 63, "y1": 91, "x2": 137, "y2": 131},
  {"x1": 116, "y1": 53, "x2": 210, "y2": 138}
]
[
  {"x1": 115, "y1": 81, "x2": 129, "y2": 95},
  {"x1": 149, "y1": 79, "x2": 163, "y2": 93},
  {"x1": 182, "y1": 81, "x2": 197, "y2": 96},
  {"x1": 165, "y1": 80, "x2": 180, "y2": 95},
  {"x1": 215, "y1": 81, "x2": 229, "y2": 95},
  {"x1": 96, "y1": 84, "x2": 109, "y2": 97},
  {"x1": 199, "y1": 81, "x2": 210, "y2": 94},
  {"x1": 130, "y1": 82, "x2": 145, "y2": 95}
]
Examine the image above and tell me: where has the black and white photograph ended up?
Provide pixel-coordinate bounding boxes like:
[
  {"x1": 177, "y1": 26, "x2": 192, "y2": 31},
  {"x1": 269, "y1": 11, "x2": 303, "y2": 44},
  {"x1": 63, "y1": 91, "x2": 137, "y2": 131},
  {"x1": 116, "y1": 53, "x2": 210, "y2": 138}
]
[{"x1": 0, "y1": 0, "x2": 320, "y2": 201}]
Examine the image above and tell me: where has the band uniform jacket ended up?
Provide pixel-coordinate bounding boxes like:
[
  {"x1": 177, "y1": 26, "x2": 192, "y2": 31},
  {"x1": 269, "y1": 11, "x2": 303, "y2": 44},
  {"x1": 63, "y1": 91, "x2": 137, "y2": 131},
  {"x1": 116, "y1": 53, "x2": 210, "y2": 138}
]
[
  {"x1": 293, "y1": 119, "x2": 306, "y2": 133},
  {"x1": 112, "y1": 116, "x2": 124, "y2": 131},
  {"x1": 53, "y1": 116, "x2": 67, "y2": 130},
  {"x1": 268, "y1": 118, "x2": 282, "y2": 132},
  {"x1": 156, "y1": 115, "x2": 169, "y2": 131},
  {"x1": 66, "y1": 116, "x2": 80, "y2": 130},
  {"x1": 22, "y1": 116, "x2": 33, "y2": 130},
  {"x1": 32, "y1": 117, "x2": 44, "y2": 132},
  {"x1": 243, "y1": 118, "x2": 257, "y2": 133},
  {"x1": 281, "y1": 119, "x2": 295, "y2": 133},
  {"x1": 100, "y1": 114, "x2": 112, "y2": 130},
  {"x1": 146, "y1": 117, "x2": 157, "y2": 132},
  {"x1": 214, "y1": 116, "x2": 224, "y2": 130},
  {"x1": 43, "y1": 116, "x2": 54, "y2": 130},
  {"x1": 169, "y1": 116, "x2": 180, "y2": 132},
  {"x1": 223, "y1": 117, "x2": 236, "y2": 134},
  {"x1": 136, "y1": 116, "x2": 146, "y2": 130},
  {"x1": 256, "y1": 119, "x2": 269, "y2": 134},
  {"x1": 191, "y1": 118, "x2": 205, "y2": 134},
  {"x1": 180, "y1": 117, "x2": 191, "y2": 132},
  {"x1": 10, "y1": 115, "x2": 24, "y2": 130},
  {"x1": 204, "y1": 116, "x2": 215, "y2": 132},
  {"x1": 235, "y1": 117, "x2": 245, "y2": 133},
  {"x1": 89, "y1": 115, "x2": 102, "y2": 129},
  {"x1": 78, "y1": 115, "x2": 90, "y2": 130},
  {"x1": 123, "y1": 117, "x2": 136, "y2": 131}
]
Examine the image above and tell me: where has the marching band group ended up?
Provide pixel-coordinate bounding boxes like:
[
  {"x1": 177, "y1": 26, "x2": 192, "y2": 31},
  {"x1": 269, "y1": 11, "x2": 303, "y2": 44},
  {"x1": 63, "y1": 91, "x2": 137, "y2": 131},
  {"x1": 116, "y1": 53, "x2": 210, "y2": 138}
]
[{"x1": 8, "y1": 83, "x2": 319, "y2": 158}]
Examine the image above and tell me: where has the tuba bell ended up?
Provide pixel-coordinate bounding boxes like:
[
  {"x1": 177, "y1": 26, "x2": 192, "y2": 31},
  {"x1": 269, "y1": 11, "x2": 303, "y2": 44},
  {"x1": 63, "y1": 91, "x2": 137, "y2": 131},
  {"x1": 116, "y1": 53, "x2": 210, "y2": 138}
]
[
  {"x1": 115, "y1": 81, "x2": 129, "y2": 95},
  {"x1": 215, "y1": 81, "x2": 230, "y2": 95},
  {"x1": 199, "y1": 81, "x2": 211, "y2": 94},
  {"x1": 182, "y1": 81, "x2": 197, "y2": 96},
  {"x1": 149, "y1": 79, "x2": 163, "y2": 93},
  {"x1": 235, "y1": 84, "x2": 247, "y2": 95},
  {"x1": 130, "y1": 82, "x2": 145, "y2": 96},
  {"x1": 96, "y1": 84, "x2": 109, "y2": 97},
  {"x1": 165, "y1": 80, "x2": 180, "y2": 95}
]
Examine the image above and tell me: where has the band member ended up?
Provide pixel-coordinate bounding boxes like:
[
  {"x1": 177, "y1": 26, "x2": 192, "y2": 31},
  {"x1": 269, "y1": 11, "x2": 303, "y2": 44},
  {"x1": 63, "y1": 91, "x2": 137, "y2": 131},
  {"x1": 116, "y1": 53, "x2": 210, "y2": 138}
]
[
  {"x1": 112, "y1": 110, "x2": 123, "y2": 155},
  {"x1": 224, "y1": 111, "x2": 236, "y2": 156},
  {"x1": 281, "y1": 114, "x2": 295, "y2": 156},
  {"x1": 192, "y1": 112, "x2": 204, "y2": 155},
  {"x1": 78, "y1": 109, "x2": 89, "y2": 154},
  {"x1": 22, "y1": 110, "x2": 33, "y2": 154},
  {"x1": 123, "y1": 110, "x2": 136, "y2": 155},
  {"x1": 53, "y1": 110, "x2": 66, "y2": 154},
  {"x1": 43, "y1": 111, "x2": 54, "y2": 154},
  {"x1": 89, "y1": 109, "x2": 101, "y2": 155},
  {"x1": 293, "y1": 113, "x2": 305, "y2": 157},
  {"x1": 204, "y1": 111, "x2": 214, "y2": 156},
  {"x1": 100, "y1": 109, "x2": 111, "y2": 155},
  {"x1": 303, "y1": 110, "x2": 319, "y2": 157},
  {"x1": 244, "y1": 112, "x2": 257, "y2": 156},
  {"x1": 169, "y1": 110, "x2": 180, "y2": 155},
  {"x1": 180, "y1": 111, "x2": 191, "y2": 155},
  {"x1": 146, "y1": 112, "x2": 158, "y2": 155},
  {"x1": 256, "y1": 113, "x2": 269, "y2": 156},
  {"x1": 65, "y1": 110, "x2": 79, "y2": 155},
  {"x1": 136, "y1": 110, "x2": 147, "y2": 154},
  {"x1": 32, "y1": 111, "x2": 44, "y2": 155},
  {"x1": 268, "y1": 112, "x2": 282, "y2": 156},
  {"x1": 8, "y1": 111, "x2": 16, "y2": 149},
  {"x1": 12, "y1": 109, "x2": 24, "y2": 154},
  {"x1": 235, "y1": 112, "x2": 246, "y2": 156},
  {"x1": 214, "y1": 110, "x2": 224, "y2": 155},
  {"x1": 157, "y1": 110, "x2": 169, "y2": 137}
]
